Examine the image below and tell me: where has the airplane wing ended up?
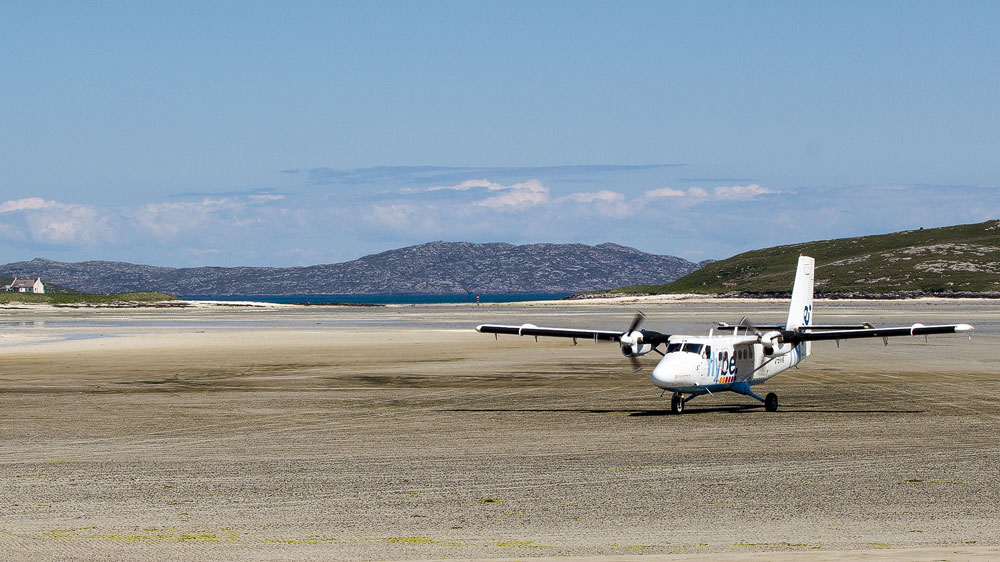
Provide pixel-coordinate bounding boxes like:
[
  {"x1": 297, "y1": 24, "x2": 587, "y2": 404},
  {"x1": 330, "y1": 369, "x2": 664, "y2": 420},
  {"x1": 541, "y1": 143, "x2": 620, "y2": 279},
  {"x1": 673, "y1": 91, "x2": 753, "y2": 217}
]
[
  {"x1": 785, "y1": 323, "x2": 974, "y2": 343},
  {"x1": 476, "y1": 324, "x2": 624, "y2": 342},
  {"x1": 476, "y1": 322, "x2": 672, "y2": 346},
  {"x1": 717, "y1": 322, "x2": 874, "y2": 331}
]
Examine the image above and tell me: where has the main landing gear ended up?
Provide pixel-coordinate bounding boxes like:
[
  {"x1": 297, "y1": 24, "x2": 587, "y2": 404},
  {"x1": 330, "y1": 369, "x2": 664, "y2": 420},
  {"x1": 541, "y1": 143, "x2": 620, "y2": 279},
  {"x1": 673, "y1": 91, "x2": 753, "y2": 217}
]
[
  {"x1": 764, "y1": 392, "x2": 778, "y2": 412},
  {"x1": 667, "y1": 386, "x2": 778, "y2": 414},
  {"x1": 732, "y1": 382, "x2": 779, "y2": 413}
]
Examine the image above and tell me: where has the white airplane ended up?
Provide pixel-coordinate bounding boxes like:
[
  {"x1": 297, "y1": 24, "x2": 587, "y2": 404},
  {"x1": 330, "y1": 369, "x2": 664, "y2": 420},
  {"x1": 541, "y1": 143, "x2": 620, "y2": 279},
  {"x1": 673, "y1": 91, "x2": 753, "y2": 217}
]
[{"x1": 477, "y1": 255, "x2": 974, "y2": 414}]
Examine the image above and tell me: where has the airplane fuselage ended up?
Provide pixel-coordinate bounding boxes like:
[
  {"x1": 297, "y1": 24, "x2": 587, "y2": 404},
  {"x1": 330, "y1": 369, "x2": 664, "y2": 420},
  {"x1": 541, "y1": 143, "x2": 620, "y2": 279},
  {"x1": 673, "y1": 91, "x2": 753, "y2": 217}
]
[{"x1": 650, "y1": 334, "x2": 806, "y2": 395}]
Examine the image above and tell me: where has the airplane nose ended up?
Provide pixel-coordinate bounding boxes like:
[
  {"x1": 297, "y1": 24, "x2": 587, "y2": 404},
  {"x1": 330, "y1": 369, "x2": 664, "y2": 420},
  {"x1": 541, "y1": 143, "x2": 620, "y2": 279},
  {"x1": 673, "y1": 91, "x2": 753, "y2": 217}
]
[{"x1": 651, "y1": 362, "x2": 674, "y2": 388}]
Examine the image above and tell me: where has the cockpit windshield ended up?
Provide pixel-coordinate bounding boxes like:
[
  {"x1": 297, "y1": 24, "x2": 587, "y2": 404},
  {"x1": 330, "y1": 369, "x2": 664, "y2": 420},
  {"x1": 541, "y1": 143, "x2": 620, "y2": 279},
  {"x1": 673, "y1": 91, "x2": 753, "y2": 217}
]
[
  {"x1": 682, "y1": 343, "x2": 704, "y2": 354},
  {"x1": 667, "y1": 342, "x2": 705, "y2": 354}
]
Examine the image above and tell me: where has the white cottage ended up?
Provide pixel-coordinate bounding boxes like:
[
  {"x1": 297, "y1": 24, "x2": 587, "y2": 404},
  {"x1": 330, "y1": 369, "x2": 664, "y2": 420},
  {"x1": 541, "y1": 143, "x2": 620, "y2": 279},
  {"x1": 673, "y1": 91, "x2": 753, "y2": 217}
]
[{"x1": 5, "y1": 277, "x2": 45, "y2": 294}]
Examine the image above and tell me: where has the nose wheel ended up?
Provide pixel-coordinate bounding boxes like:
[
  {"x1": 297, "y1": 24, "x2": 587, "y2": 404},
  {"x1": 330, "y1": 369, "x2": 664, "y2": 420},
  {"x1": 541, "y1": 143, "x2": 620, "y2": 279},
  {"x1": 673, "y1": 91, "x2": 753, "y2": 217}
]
[{"x1": 670, "y1": 392, "x2": 685, "y2": 414}]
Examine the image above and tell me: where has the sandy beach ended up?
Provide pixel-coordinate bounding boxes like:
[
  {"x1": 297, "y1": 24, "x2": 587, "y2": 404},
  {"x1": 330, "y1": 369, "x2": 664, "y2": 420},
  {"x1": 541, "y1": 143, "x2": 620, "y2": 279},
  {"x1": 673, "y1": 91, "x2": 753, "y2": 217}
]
[{"x1": 1, "y1": 299, "x2": 998, "y2": 560}]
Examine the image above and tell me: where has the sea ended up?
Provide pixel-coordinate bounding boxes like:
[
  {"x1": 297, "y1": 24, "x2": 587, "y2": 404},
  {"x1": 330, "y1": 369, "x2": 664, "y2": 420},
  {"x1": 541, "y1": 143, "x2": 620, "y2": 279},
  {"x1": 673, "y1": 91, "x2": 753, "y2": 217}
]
[{"x1": 180, "y1": 293, "x2": 574, "y2": 305}]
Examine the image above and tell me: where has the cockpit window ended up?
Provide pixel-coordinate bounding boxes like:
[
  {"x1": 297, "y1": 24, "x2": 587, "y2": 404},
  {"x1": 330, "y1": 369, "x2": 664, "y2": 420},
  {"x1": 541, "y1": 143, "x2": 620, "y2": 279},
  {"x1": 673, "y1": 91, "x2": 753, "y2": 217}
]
[
  {"x1": 666, "y1": 343, "x2": 683, "y2": 353},
  {"x1": 682, "y1": 343, "x2": 704, "y2": 354}
]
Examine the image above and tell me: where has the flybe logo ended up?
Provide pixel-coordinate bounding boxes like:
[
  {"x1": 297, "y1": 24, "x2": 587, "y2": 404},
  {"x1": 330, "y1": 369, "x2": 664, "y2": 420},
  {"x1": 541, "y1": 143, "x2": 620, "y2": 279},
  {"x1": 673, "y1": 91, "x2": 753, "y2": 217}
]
[
  {"x1": 707, "y1": 353, "x2": 737, "y2": 383},
  {"x1": 803, "y1": 305, "x2": 813, "y2": 326}
]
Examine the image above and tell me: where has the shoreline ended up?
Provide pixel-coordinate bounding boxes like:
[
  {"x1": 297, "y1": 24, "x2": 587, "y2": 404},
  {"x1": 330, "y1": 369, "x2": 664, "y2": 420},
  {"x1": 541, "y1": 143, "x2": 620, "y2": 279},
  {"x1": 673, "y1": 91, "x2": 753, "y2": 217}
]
[{"x1": 4, "y1": 293, "x2": 1000, "y2": 311}]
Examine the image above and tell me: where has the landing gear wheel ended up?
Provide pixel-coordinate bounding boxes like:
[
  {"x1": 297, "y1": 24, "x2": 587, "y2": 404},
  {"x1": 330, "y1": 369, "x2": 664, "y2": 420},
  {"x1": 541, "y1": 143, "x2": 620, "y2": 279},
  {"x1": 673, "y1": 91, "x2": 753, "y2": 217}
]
[
  {"x1": 764, "y1": 392, "x2": 778, "y2": 412},
  {"x1": 670, "y1": 392, "x2": 684, "y2": 415}
]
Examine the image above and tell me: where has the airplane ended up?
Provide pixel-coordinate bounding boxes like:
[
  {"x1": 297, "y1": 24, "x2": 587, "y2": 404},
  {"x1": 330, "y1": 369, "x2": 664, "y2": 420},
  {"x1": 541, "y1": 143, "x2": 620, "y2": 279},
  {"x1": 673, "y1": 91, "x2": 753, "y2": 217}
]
[{"x1": 476, "y1": 255, "x2": 974, "y2": 414}]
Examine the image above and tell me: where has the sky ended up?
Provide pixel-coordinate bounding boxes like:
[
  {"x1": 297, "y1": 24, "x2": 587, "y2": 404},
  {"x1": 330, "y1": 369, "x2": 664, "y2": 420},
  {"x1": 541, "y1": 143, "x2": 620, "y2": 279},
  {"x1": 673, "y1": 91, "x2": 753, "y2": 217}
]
[{"x1": 2, "y1": 1, "x2": 999, "y2": 267}]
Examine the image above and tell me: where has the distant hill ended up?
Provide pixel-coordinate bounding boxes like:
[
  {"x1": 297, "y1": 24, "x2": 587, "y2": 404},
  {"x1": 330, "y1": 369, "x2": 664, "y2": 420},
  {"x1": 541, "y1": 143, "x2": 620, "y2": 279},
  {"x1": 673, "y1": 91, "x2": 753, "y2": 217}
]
[
  {"x1": 0, "y1": 242, "x2": 706, "y2": 296},
  {"x1": 609, "y1": 220, "x2": 1000, "y2": 297}
]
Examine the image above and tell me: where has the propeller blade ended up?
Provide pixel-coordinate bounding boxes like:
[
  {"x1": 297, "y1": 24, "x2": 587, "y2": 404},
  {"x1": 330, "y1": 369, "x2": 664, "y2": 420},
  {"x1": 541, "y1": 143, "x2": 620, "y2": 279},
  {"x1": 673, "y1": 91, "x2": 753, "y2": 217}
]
[
  {"x1": 627, "y1": 311, "x2": 645, "y2": 335},
  {"x1": 737, "y1": 315, "x2": 761, "y2": 336},
  {"x1": 629, "y1": 354, "x2": 642, "y2": 373}
]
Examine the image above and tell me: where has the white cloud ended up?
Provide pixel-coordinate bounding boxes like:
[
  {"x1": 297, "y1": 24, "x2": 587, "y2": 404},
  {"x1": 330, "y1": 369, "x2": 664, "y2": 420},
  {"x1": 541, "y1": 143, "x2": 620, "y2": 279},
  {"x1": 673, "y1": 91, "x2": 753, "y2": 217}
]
[
  {"x1": 0, "y1": 197, "x2": 114, "y2": 246},
  {"x1": 367, "y1": 203, "x2": 422, "y2": 229},
  {"x1": 134, "y1": 198, "x2": 244, "y2": 239},
  {"x1": 403, "y1": 178, "x2": 551, "y2": 209},
  {"x1": 642, "y1": 184, "x2": 778, "y2": 203},
  {"x1": 558, "y1": 190, "x2": 630, "y2": 218},
  {"x1": 0, "y1": 197, "x2": 71, "y2": 213},
  {"x1": 0, "y1": 193, "x2": 294, "y2": 252},
  {"x1": 475, "y1": 179, "x2": 549, "y2": 209},
  {"x1": 401, "y1": 178, "x2": 506, "y2": 194},
  {"x1": 425, "y1": 179, "x2": 504, "y2": 192},
  {"x1": 24, "y1": 204, "x2": 113, "y2": 246},
  {"x1": 562, "y1": 190, "x2": 625, "y2": 204},
  {"x1": 712, "y1": 184, "x2": 777, "y2": 200},
  {"x1": 0, "y1": 222, "x2": 25, "y2": 240},
  {"x1": 248, "y1": 194, "x2": 286, "y2": 202},
  {"x1": 644, "y1": 187, "x2": 686, "y2": 199}
]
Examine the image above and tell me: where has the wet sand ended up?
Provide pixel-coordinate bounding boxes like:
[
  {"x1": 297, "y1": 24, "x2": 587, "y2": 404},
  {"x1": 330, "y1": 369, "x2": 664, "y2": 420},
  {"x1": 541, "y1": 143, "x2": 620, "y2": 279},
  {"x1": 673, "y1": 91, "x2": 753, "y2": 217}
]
[{"x1": 1, "y1": 300, "x2": 998, "y2": 560}]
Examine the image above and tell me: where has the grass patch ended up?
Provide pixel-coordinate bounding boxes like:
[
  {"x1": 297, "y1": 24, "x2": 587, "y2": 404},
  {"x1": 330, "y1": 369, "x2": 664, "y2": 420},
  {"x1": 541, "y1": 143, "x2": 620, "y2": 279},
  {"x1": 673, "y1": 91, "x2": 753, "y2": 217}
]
[
  {"x1": 380, "y1": 536, "x2": 436, "y2": 544},
  {"x1": 0, "y1": 291, "x2": 179, "y2": 305},
  {"x1": 735, "y1": 541, "x2": 815, "y2": 548},
  {"x1": 263, "y1": 536, "x2": 340, "y2": 544},
  {"x1": 40, "y1": 527, "x2": 238, "y2": 543}
]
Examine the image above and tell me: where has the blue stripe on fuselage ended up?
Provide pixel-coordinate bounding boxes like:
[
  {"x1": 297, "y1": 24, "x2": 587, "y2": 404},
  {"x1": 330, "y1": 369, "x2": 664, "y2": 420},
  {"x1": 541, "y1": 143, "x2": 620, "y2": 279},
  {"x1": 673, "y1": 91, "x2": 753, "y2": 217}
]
[{"x1": 659, "y1": 382, "x2": 760, "y2": 395}]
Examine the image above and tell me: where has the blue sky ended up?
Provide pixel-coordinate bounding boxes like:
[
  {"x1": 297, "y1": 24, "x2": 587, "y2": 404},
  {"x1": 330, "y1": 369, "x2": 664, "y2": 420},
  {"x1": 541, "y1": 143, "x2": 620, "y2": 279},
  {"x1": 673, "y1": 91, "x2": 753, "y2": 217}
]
[{"x1": 2, "y1": 1, "x2": 998, "y2": 266}]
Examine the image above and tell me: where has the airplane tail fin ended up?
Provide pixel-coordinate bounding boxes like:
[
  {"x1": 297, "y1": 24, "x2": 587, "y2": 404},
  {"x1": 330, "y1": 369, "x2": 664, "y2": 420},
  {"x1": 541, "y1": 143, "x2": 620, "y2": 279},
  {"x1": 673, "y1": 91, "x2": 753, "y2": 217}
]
[{"x1": 785, "y1": 255, "x2": 815, "y2": 357}]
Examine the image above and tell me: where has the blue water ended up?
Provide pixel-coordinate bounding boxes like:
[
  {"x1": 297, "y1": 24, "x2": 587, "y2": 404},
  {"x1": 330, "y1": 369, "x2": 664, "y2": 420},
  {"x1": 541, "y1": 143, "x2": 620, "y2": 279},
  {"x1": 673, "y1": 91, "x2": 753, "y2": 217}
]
[{"x1": 180, "y1": 293, "x2": 573, "y2": 305}]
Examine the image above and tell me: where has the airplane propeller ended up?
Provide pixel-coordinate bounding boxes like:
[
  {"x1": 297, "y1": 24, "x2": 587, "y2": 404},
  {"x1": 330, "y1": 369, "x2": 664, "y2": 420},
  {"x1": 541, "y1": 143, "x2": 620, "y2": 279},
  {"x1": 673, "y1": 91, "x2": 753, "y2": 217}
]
[
  {"x1": 736, "y1": 316, "x2": 761, "y2": 336},
  {"x1": 627, "y1": 311, "x2": 645, "y2": 334},
  {"x1": 619, "y1": 311, "x2": 670, "y2": 373},
  {"x1": 619, "y1": 311, "x2": 645, "y2": 372}
]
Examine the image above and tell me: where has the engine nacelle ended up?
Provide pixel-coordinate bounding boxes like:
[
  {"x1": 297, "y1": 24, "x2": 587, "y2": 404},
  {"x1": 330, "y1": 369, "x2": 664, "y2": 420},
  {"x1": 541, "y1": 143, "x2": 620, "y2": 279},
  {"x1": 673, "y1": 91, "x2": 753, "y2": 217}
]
[
  {"x1": 620, "y1": 330, "x2": 654, "y2": 357},
  {"x1": 760, "y1": 331, "x2": 793, "y2": 357},
  {"x1": 621, "y1": 343, "x2": 653, "y2": 357}
]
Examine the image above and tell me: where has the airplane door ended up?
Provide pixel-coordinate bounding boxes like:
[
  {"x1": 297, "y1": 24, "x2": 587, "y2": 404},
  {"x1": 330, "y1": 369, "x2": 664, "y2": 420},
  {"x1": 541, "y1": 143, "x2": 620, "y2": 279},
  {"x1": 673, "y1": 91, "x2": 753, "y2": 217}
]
[{"x1": 735, "y1": 346, "x2": 752, "y2": 381}]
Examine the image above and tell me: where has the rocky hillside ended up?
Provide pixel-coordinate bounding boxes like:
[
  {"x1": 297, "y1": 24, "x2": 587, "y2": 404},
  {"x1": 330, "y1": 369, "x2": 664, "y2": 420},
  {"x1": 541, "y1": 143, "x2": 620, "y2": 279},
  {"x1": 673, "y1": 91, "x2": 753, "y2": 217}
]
[
  {"x1": 0, "y1": 242, "x2": 705, "y2": 296},
  {"x1": 611, "y1": 220, "x2": 1000, "y2": 296}
]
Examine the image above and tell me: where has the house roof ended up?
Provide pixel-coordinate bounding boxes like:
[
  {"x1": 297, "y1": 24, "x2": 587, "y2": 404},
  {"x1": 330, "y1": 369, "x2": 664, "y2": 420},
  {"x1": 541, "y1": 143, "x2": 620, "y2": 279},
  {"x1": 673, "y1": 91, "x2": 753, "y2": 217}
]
[{"x1": 9, "y1": 278, "x2": 40, "y2": 289}]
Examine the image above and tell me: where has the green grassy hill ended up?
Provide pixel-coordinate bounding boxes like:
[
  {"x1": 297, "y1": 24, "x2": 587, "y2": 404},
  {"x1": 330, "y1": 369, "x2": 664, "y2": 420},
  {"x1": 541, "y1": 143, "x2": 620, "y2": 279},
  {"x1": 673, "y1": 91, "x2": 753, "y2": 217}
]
[
  {"x1": 611, "y1": 219, "x2": 1000, "y2": 296},
  {"x1": 0, "y1": 291, "x2": 179, "y2": 305},
  {"x1": 1, "y1": 276, "x2": 178, "y2": 304}
]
